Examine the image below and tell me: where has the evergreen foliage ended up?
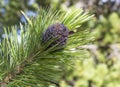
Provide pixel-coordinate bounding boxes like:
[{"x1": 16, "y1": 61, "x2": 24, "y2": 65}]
[{"x1": 0, "y1": 8, "x2": 93, "y2": 87}]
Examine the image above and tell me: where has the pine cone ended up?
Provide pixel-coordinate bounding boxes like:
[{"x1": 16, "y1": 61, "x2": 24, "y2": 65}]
[{"x1": 42, "y1": 23, "x2": 69, "y2": 49}]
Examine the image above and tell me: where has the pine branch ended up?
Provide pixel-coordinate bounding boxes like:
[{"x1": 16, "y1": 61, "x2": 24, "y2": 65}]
[{"x1": 0, "y1": 8, "x2": 93, "y2": 87}]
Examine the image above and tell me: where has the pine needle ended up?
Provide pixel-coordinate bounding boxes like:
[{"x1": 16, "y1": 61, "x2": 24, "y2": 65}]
[{"x1": 0, "y1": 8, "x2": 93, "y2": 87}]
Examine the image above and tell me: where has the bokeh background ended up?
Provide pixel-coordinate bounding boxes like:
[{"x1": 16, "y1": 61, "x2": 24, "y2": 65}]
[{"x1": 0, "y1": 0, "x2": 120, "y2": 87}]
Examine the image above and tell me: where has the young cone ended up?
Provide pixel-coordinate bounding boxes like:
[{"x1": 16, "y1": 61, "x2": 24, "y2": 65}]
[{"x1": 42, "y1": 23, "x2": 69, "y2": 50}]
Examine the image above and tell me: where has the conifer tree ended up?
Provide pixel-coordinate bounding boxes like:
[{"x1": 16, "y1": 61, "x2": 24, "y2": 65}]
[{"x1": 0, "y1": 8, "x2": 93, "y2": 87}]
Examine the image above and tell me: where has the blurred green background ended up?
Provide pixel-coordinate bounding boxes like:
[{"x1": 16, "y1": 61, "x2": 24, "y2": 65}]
[{"x1": 0, "y1": 0, "x2": 120, "y2": 87}]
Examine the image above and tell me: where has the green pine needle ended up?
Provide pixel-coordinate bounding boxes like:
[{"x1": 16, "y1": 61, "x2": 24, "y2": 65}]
[{"x1": 0, "y1": 8, "x2": 93, "y2": 87}]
